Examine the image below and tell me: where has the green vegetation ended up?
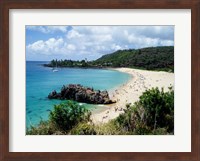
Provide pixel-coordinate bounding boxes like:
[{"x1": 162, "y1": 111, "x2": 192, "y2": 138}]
[
  {"x1": 70, "y1": 123, "x2": 96, "y2": 135},
  {"x1": 93, "y1": 46, "x2": 174, "y2": 71},
  {"x1": 114, "y1": 87, "x2": 174, "y2": 135},
  {"x1": 44, "y1": 46, "x2": 174, "y2": 72},
  {"x1": 44, "y1": 59, "x2": 89, "y2": 68},
  {"x1": 27, "y1": 87, "x2": 174, "y2": 135},
  {"x1": 26, "y1": 120, "x2": 58, "y2": 135},
  {"x1": 49, "y1": 101, "x2": 91, "y2": 132},
  {"x1": 27, "y1": 101, "x2": 91, "y2": 135}
]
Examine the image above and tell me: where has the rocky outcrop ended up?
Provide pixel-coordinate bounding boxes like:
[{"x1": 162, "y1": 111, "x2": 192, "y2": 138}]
[{"x1": 48, "y1": 84, "x2": 116, "y2": 104}]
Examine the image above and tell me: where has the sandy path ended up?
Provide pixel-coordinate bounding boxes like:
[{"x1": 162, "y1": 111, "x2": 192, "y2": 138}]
[{"x1": 91, "y1": 68, "x2": 174, "y2": 124}]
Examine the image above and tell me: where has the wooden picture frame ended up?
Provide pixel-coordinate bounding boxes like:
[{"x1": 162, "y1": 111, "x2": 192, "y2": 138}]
[{"x1": 0, "y1": 0, "x2": 199, "y2": 161}]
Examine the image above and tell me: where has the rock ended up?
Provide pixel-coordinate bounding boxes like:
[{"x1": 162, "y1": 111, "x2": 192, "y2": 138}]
[
  {"x1": 104, "y1": 98, "x2": 116, "y2": 104},
  {"x1": 48, "y1": 84, "x2": 115, "y2": 104},
  {"x1": 48, "y1": 90, "x2": 58, "y2": 99}
]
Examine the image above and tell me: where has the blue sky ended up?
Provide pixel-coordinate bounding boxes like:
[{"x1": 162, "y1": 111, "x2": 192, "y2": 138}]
[{"x1": 26, "y1": 26, "x2": 174, "y2": 61}]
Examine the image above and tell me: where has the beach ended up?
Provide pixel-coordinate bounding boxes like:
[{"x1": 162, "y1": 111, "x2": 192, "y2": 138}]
[{"x1": 91, "y1": 68, "x2": 174, "y2": 124}]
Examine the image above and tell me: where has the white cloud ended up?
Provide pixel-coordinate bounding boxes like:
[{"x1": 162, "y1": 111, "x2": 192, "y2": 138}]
[
  {"x1": 26, "y1": 26, "x2": 68, "y2": 33},
  {"x1": 67, "y1": 30, "x2": 83, "y2": 39},
  {"x1": 66, "y1": 44, "x2": 76, "y2": 50},
  {"x1": 92, "y1": 34, "x2": 112, "y2": 42},
  {"x1": 111, "y1": 44, "x2": 122, "y2": 51},
  {"x1": 74, "y1": 26, "x2": 112, "y2": 35},
  {"x1": 26, "y1": 26, "x2": 174, "y2": 60},
  {"x1": 28, "y1": 40, "x2": 45, "y2": 51},
  {"x1": 160, "y1": 40, "x2": 174, "y2": 46},
  {"x1": 27, "y1": 38, "x2": 65, "y2": 55}
]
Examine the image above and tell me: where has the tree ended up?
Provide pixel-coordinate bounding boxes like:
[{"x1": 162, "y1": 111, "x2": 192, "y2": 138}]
[{"x1": 49, "y1": 101, "x2": 91, "y2": 132}]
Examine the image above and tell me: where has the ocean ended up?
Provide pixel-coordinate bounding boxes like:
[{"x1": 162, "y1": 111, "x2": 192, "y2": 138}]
[{"x1": 26, "y1": 61, "x2": 131, "y2": 128}]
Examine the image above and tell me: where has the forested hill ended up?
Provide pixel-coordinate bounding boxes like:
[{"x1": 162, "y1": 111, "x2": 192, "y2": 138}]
[
  {"x1": 44, "y1": 46, "x2": 174, "y2": 72},
  {"x1": 93, "y1": 46, "x2": 174, "y2": 71}
]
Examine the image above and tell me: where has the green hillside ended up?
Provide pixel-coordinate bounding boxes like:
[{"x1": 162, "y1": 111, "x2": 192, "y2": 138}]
[
  {"x1": 45, "y1": 46, "x2": 174, "y2": 72},
  {"x1": 93, "y1": 46, "x2": 174, "y2": 71}
]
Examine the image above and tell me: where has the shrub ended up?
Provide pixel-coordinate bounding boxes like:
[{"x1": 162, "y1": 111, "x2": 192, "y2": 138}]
[
  {"x1": 114, "y1": 103, "x2": 150, "y2": 134},
  {"x1": 139, "y1": 87, "x2": 174, "y2": 132},
  {"x1": 27, "y1": 101, "x2": 91, "y2": 135},
  {"x1": 70, "y1": 123, "x2": 96, "y2": 135},
  {"x1": 26, "y1": 120, "x2": 59, "y2": 135},
  {"x1": 114, "y1": 87, "x2": 174, "y2": 134},
  {"x1": 94, "y1": 120, "x2": 128, "y2": 135},
  {"x1": 49, "y1": 101, "x2": 91, "y2": 132}
]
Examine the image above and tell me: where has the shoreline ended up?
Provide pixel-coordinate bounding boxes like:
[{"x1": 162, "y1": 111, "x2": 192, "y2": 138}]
[{"x1": 91, "y1": 67, "x2": 174, "y2": 124}]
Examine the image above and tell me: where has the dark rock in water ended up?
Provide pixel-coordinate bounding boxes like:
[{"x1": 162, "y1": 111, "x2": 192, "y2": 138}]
[
  {"x1": 48, "y1": 84, "x2": 116, "y2": 104},
  {"x1": 48, "y1": 90, "x2": 59, "y2": 99}
]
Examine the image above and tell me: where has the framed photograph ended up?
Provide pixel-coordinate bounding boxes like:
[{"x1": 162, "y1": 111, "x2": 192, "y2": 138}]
[{"x1": 0, "y1": 0, "x2": 199, "y2": 161}]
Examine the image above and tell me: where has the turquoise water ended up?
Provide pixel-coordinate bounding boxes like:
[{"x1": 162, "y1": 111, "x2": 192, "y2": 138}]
[{"x1": 26, "y1": 61, "x2": 131, "y2": 127}]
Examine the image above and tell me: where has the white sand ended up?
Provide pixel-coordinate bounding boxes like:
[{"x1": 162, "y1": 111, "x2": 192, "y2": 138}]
[{"x1": 91, "y1": 68, "x2": 174, "y2": 124}]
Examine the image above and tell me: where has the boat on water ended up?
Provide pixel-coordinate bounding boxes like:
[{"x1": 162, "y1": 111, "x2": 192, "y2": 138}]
[
  {"x1": 52, "y1": 69, "x2": 58, "y2": 72},
  {"x1": 52, "y1": 61, "x2": 58, "y2": 72}
]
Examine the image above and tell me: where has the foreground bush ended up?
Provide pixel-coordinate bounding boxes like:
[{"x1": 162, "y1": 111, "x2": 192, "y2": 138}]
[
  {"x1": 49, "y1": 101, "x2": 91, "y2": 132},
  {"x1": 114, "y1": 87, "x2": 174, "y2": 134},
  {"x1": 139, "y1": 87, "x2": 174, "y2": 132},
  {"x1": 26, "y1": 120, "x2": 59, "y2": 135},
  {"x1": 27, "y1": 101, "x2": 91, "y2": 135},
  {"x1": 70, "y1": 120, "x2": 130, "y2": 135},
  {"x1": 70, "y1": 123, "x2": 96, "y2": 135},
  {"x1": 94, "y1": 120, "x2": 130, "y2": 135}
]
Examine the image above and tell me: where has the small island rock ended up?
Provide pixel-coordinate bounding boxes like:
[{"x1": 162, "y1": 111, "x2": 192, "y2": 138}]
[{"x1": 48, "y1": 84, "x2": 116, "y2": 104}]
